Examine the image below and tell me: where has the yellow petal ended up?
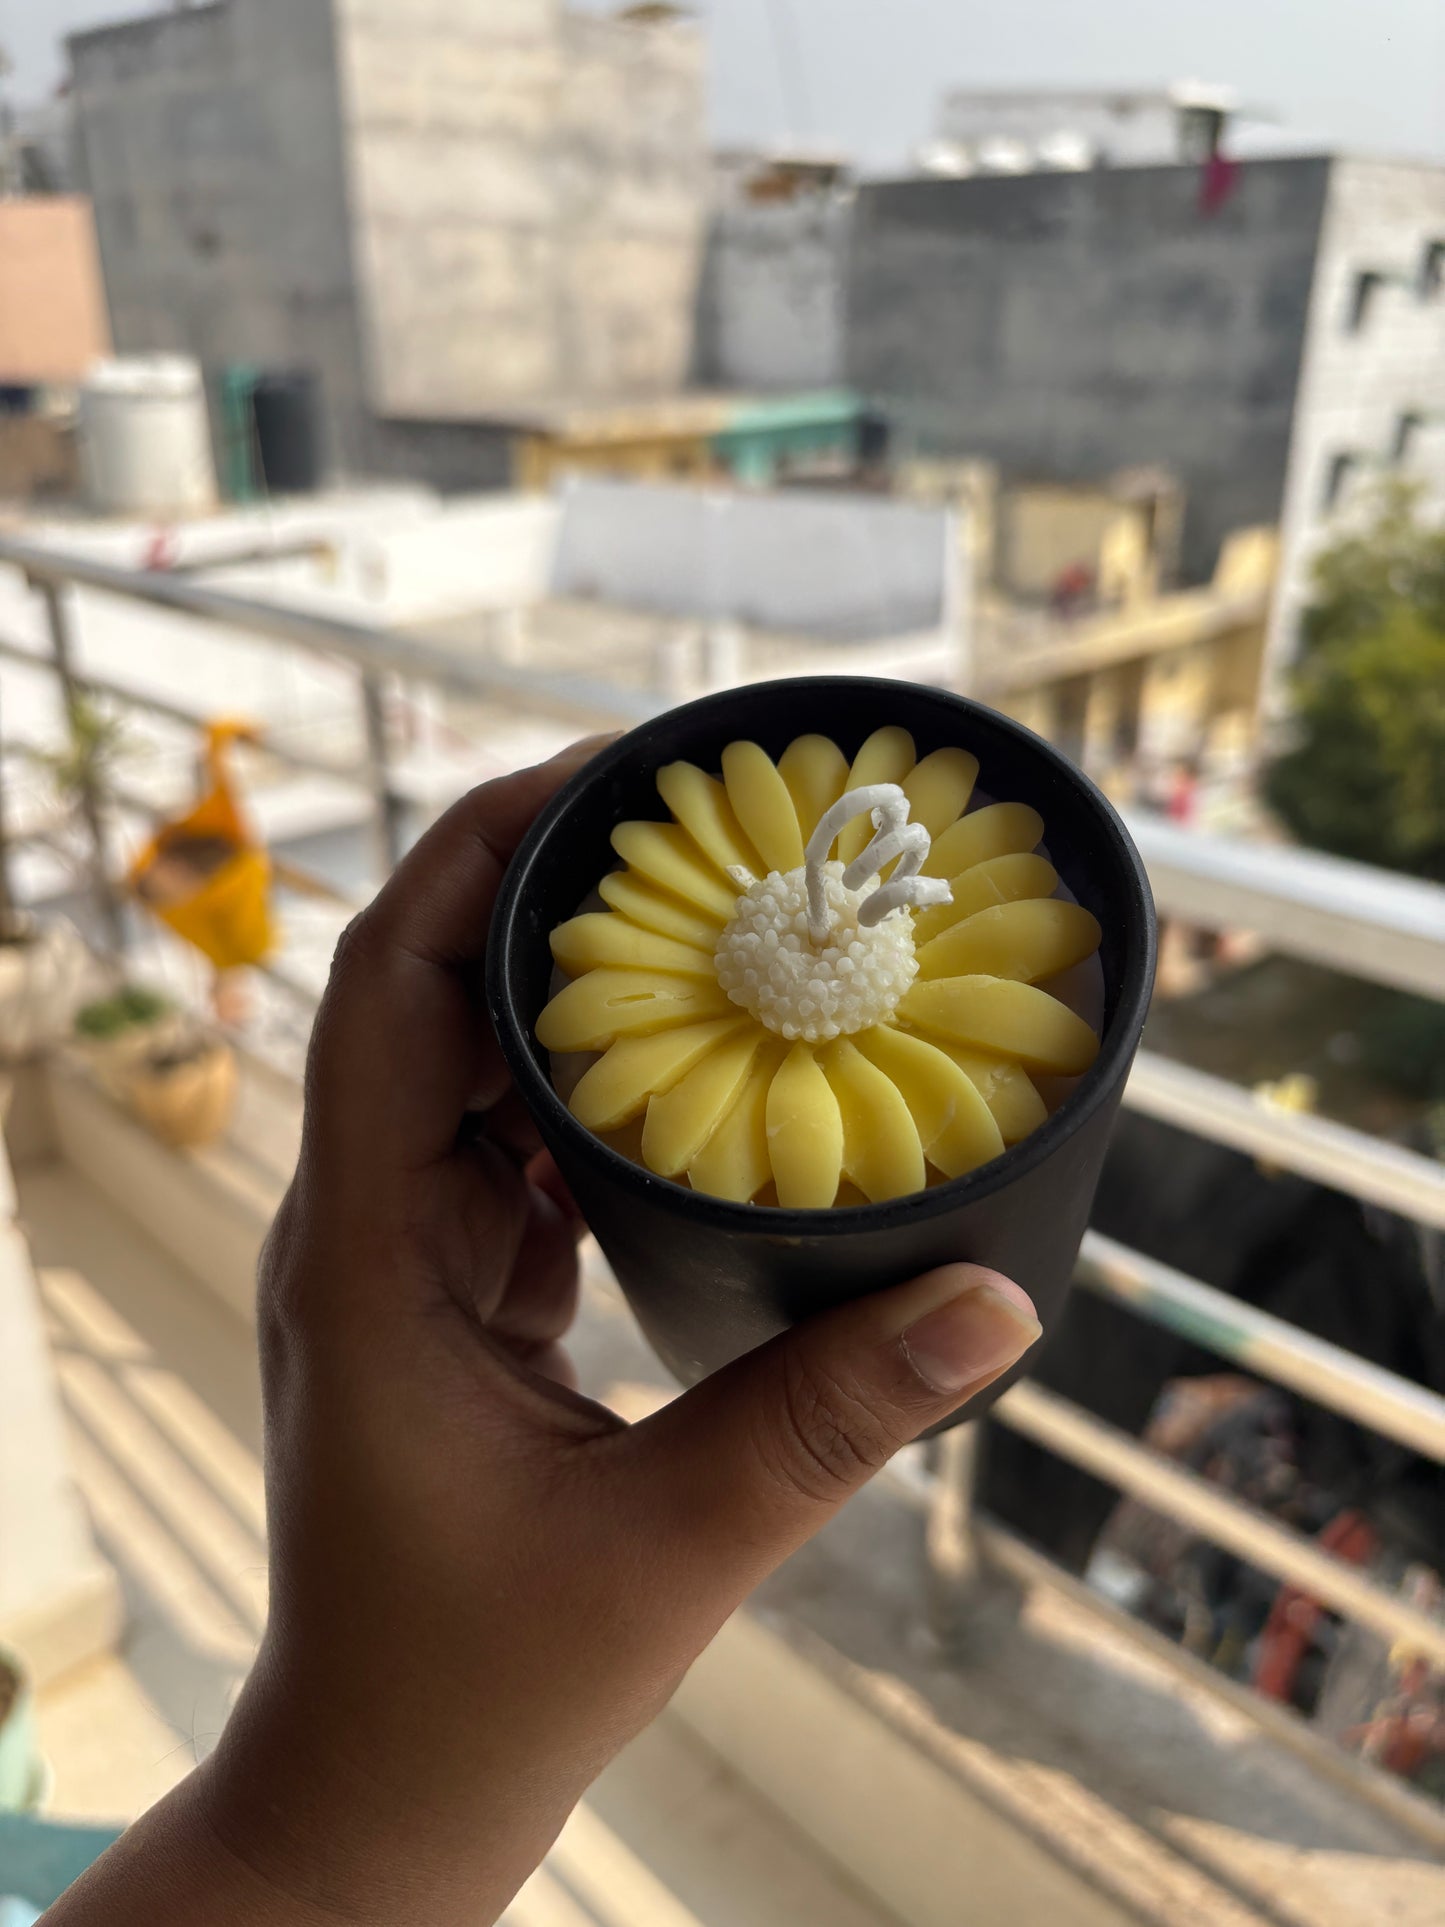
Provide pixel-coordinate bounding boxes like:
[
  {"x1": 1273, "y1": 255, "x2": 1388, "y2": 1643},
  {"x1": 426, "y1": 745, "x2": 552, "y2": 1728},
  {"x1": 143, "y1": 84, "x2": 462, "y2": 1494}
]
[
  {"x1": 901, "y1": 976, "x2": 1100, "y2": 1076},
  {"x1": 923, "y1": 802, "x2": 1044, "y2": 881},
  {"x1": 823, "y1": 1039, "x2": 926, "y2": 1203},
  {"x1": 902, "y1": 747, "x2": 980, "y2": 841},
  {"x1": 610, "y1": 821, "x2": 739, "y2": 920},
  {"x1": 765, "y1": 1041, "x2": 843, "y2": 1208},
  {"x1": 917, "y1": 899, "x2": 1101, "y2": 984},
  {"x1": 838, "y1": 727, "x2": 916, "y2": 864},
  {"x1": 930, "y1": 1043, "x2": 1051, "y2": 1145},
  {"x1": 778, "y1": 734, "x2": 849, "y2": 844},
  {"x1": 598, "y1": 870, "x2": 724, "y2": 947},
  {"x1": 570, "y1": 1017, "x2": 750, "y2": 1131},
  {"x1": 688, "y1": 1044, "x2": 783, "y2": 1203},
  {"x1": 642, "y1": 1029, "x2": 765, "y2": 1177},
  {"x1": 657, "y1": 762, "x2": 762, "y2": 878},
  {"x1": 536, "y1": 968, "x2": 734, "y2": 1053},
  {"x1": 911, "y1": 853, "x2": 1059, "y2": 945},
  {"x1": 550, "y1": 912, "x2": 716, "y2": 980},
  {"x1": 721, "y1": 741, "x2": 805, "y2": 874},
  {"x1": 854, "y1": 1025, "x2": 1003, "y2": 1178}
]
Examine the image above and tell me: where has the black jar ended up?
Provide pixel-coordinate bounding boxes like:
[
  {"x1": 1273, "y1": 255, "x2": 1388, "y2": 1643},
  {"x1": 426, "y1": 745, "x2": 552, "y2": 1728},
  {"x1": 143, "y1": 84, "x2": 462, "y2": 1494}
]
[{"x1": 487, "y1": 677, "x2": 1156, "y2": 1419}]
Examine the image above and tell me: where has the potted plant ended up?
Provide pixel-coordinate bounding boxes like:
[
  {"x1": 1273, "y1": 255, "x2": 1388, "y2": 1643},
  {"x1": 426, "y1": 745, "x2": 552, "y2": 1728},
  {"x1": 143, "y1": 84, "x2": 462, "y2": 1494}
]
[{"x1": 73, "y1": 986, "x2": 236, "y2": 1150}]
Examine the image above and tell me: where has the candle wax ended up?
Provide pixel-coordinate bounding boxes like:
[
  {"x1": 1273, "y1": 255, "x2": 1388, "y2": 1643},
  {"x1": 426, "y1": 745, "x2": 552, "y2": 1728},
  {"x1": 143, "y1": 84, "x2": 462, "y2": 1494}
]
[{"x1": 537, "y1": 729, "x2": 1102, "y2": 1208}]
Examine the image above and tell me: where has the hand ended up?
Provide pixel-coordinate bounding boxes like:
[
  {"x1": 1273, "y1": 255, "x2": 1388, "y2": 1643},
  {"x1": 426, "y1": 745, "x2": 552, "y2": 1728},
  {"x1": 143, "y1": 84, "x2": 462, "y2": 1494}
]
[{"x1": 46, "y1": 737, "x2": 1040, "y2": 1926}]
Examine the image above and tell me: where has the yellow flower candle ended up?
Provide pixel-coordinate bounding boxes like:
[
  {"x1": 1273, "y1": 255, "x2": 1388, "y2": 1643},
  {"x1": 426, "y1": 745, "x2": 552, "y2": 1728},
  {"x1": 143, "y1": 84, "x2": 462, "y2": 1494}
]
[{"x1": 537, "y1": 728, "x2": 1101, "y2": 1210}]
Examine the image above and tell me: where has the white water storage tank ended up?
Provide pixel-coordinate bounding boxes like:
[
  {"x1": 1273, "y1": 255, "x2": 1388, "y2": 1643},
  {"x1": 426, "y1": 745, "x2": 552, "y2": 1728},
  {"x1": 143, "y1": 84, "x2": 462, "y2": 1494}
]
[{"x1": 79, "y1": 356, "x2": 217, "y2": 517}]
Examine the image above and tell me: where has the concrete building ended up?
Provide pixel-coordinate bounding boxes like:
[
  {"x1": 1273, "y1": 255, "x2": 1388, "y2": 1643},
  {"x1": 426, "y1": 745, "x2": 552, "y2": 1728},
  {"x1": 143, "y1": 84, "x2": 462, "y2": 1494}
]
[
  {"x1": 504, "y1": 389, "x2": 865, "y2": 491},
  {"x1": 66, "y1": 0, "x2": 707, "y2": 486},
  {"x1": 846, "y1": 156, "x2": 1445, "y2": 673},
  {"x1": 0, "y1": 198, "x2": 113, "y2": 504},
  {"x1": 925, "y1": 83, "x2": 1264, "y2": 177},
  {"x1": 696, "y1": 198, "x2": 850, "y2": 393},
  {"x1": 381, "y1": 476, "x2": 966, "y2": 709},
  {"x1": 8, "y1": 96, "x2": 80, "y2": 195},
  {"x1": 1269, "y1": 162, "x2": 1445, "y2": 681},
  {"x1": 898, "y1": 457, "x2": 1275, "y2": 807},
  {"x1": 693, "y1": 147, "x2": 854, "y2": 395},
  {"x1": 0, "y1": 199, "x2": 111, "y2": 389}
]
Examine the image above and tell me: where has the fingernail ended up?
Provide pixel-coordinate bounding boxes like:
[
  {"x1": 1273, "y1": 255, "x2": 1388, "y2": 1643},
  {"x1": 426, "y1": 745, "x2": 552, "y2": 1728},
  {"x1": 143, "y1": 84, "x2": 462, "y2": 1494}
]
[{"x1": 899, "y1": 1266, "x2": 1041, "y2": 1394}]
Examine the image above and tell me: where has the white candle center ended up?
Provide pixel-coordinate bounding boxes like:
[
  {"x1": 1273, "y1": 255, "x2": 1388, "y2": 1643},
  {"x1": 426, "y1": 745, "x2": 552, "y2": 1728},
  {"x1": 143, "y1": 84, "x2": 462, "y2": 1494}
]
[
  {"x1": 713, "y1": 782, "x2": 954, "y2": 1043},
  {"x1": 714, "y1": 862, "x2": 919, "y2": 1042}
]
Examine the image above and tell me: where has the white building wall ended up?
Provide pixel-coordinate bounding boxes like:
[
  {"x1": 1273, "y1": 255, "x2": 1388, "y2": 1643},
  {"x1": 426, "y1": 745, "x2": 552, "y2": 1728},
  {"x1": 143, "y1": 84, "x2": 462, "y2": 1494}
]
[
  {"x1": 699, "y1": 198, "x2": 849, "y2": 392},
  {"x1": 347, "y1": 495, "x2": 560, "y2": 621},
  {"x1": 1266, "y1": 158, "x2": 1445, "y2": 696},
  {"x1": 551, "y1": 477, "x2": 956, "y2": 644}
]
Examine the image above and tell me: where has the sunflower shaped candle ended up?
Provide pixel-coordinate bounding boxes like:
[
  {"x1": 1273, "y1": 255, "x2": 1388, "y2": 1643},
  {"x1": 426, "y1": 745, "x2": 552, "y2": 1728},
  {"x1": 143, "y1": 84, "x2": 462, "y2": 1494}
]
[
  {"x1": 537, "y1": 729, "x2": 1104, "y2": 1210},
  {"x1": 489, "y1": 679, "x2": 1155, "y2": 1415}
]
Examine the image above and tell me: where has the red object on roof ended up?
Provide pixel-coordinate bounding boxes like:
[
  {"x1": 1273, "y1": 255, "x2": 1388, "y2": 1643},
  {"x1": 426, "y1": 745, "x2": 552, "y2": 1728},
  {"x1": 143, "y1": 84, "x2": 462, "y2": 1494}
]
[{"x1": 1200, "y1": 152, "x2": 1241, "y2": 216}]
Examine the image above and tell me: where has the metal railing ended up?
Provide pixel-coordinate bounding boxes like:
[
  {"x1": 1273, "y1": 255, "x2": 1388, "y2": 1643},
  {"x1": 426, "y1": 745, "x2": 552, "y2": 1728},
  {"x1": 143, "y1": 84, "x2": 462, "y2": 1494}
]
[{"x1": 2, "y1": 528, "x2": 1444, "y2": 1836}]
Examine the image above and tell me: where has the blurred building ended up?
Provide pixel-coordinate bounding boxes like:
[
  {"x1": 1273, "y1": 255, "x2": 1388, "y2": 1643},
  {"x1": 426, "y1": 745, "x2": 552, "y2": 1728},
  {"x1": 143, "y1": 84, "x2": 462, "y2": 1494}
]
[
  {"x1": 0, "y1": 199, "x2": 110, "y2": 390},
  {"x1": 66, "y1": 0, "x2": 708, "y2": 487},
  {"x1": 846, "y1": 156, "x2": 1445, "y2": 678},
  {"x1": 899, "y1": 458, "x2": 1275, "y2": 801},
  {"x1": 695, "y1": 148, "x2": 852, "y2": 393},
  {"x1": 7, "y1": 94, "x2": 79, "y2": 195},
  {"x1": 0, "y1": 197, "x2": 112, "y2": 503},
  {"x1": 500, "y1": 389, "x2": 865, "y2": 491},
  {"x1": 392, "y1": 475, "x2": 966, "y2": 706},
  {"x1": 922, "y1": 83, "x2": 1261, "y2": 177}
]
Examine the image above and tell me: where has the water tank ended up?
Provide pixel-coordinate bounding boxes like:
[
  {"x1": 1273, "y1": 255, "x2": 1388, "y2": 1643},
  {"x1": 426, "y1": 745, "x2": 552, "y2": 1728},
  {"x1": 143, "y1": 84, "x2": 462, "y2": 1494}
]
[
  {"x1": 250, "y1": 370, "x2": 324, "y2": 495},
  {"x1": 218, "y1": 363, "x2": 263, "y2": 504},
  {"x1": 78, "y1": 356, "x2": 217, "y2": 517}
]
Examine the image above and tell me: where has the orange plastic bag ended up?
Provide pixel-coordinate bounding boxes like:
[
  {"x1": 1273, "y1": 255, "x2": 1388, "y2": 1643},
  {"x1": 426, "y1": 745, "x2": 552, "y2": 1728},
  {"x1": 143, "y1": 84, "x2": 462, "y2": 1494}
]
[{"x1": 128, "y1": 721, "x2": 276, "y2": 969}]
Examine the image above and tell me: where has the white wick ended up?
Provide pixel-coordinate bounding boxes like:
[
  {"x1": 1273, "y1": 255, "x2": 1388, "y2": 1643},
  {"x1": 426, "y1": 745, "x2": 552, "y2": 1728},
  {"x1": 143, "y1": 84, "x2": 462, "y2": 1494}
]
[{"x1": 804, "y1": 784, "x2": 952, "y2": 945}]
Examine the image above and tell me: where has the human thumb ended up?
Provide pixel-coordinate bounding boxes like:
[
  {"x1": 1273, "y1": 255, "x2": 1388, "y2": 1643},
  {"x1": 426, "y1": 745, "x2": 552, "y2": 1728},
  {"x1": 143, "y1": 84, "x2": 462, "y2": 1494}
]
[{"x1": 623, "y1": 1264, "x2": 1040, "y2": 1613}]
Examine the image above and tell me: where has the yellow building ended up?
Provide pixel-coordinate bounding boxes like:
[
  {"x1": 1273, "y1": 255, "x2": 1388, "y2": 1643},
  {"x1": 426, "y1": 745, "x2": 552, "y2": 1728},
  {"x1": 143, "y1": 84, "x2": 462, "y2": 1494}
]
[
  {"x1": 509, "y1": 397, "x2": 735, "y2": 492},
  {"x1": 898, "y1": 457, "x2": 1277, "y2": 803},
  {"x1": 981, "y1": 525, "x2": 1277, "y2": 785},
  {"x1": 508, "y1": 390, "x2": 867, "y2": 492}
]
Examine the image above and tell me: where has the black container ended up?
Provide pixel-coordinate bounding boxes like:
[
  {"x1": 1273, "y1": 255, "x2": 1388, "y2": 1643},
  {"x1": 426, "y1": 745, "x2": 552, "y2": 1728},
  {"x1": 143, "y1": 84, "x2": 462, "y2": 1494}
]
[
  {"x1": 487, "y1": 678, "x2": 1156, "y2": 1419},
  {"x1": 251, "y1": 371, "x2": 325, "y2": 495}
]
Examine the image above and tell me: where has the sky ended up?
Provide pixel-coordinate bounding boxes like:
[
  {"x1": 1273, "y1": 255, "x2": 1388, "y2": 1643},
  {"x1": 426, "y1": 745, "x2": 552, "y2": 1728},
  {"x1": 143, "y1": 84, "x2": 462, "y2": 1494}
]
[{"x1": 4, "y1": 0, "x2": 1443, "y2": 168}]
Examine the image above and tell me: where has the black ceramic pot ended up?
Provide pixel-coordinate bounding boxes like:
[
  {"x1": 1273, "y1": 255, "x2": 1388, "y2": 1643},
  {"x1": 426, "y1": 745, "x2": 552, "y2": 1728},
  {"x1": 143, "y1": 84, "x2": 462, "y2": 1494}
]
[{"x1": 487, "y1": 677, "x2": 1156, "y2": 1420}]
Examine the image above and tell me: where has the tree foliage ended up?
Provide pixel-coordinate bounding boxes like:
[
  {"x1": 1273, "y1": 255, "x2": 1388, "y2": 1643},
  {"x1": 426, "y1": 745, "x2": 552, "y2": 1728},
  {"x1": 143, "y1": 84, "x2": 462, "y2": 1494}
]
[{"x1": 1267, "y1": 485, "x2": 1445, "y2": 881}]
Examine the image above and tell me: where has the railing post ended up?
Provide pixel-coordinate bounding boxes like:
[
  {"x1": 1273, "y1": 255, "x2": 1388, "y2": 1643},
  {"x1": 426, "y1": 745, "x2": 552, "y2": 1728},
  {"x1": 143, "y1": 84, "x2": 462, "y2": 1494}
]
[
  {"x1": 924, "y1": 1419, "x2": 985, "y2": 1647},
  {"x1": 359, "y1": 669, "x2": 406, "y2": 877},
  {"x1": 37, "y1": 580, "x2": 126, "y2": 957},
  {"x1": 0, "y1": 673, "x2": 16, "y2": 930}
]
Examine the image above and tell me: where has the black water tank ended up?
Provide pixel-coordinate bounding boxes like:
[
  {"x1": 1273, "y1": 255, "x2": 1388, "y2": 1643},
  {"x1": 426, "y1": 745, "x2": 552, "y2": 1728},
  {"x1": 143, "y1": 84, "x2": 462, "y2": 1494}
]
[{"x1": 251, "y1": 371, "x2": 324, "y2": 495}]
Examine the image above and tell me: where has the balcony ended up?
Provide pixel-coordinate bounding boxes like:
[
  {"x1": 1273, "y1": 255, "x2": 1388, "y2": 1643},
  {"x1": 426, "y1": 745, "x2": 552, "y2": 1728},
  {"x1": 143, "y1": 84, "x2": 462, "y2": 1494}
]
[{"x1": 0, "y1": 502, "x2": 1442, "y2": 1923}]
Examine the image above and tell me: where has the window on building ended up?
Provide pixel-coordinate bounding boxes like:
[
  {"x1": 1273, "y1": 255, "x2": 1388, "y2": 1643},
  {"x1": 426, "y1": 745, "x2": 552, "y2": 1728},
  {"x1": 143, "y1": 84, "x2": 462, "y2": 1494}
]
[
  {"x1": 1393, "y1": 412, "x2": 1425, "y2": 465},
  {"x1": 1347, "y1": 270, "x2": 1384, "y2": 332},
  {"x1": 1322, "y1": 452, "x2": 1359, "y2": 513},
  {"x1": 1421, "y1": 242, "x2": 1445, "y2": 298}
]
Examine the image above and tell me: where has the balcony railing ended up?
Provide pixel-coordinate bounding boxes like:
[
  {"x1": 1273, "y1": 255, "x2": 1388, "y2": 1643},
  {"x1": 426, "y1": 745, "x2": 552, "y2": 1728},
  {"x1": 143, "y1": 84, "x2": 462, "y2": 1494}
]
[{"x1": 2, "y1": 527, "x2": 1444, "y2": 1843}]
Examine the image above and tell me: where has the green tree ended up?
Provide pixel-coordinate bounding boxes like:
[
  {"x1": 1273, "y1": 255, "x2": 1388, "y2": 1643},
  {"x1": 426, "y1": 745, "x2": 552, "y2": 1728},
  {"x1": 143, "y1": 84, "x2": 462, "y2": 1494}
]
[{"x1": 1267, "y1": 487, "x2": 1445, "y2": 881}]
